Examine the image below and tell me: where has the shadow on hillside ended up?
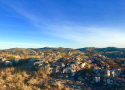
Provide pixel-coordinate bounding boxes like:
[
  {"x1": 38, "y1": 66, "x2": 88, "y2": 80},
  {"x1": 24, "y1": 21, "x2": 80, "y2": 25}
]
[
  {"x1": 0, "y1": 58, "x2": 38, "y2": 76},
  {"x1": 49, "y1": 73, "x2": 119, "y2": 90},
  {"x1": 0, "y1": 58, "x2": 30, "y2": 68}
]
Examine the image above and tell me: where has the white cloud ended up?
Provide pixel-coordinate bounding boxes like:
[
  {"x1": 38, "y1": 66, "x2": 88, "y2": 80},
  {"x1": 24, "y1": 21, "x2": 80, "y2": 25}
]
[
  {"x1": 2, "y1": 1, "x2": 125, "y2": 48},
  {"x1": 0, "y1": 42, "x2": 46, "y2": 47},
  {"x1": 45, "y1": 25, "x2": 125, "y2": 47}
]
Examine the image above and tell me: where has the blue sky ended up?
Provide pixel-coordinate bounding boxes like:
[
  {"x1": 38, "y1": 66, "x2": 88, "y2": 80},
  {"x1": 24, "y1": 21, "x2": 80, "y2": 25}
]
[{"x1": 0, "y1": 0, "x2": 125, "y2": 49}]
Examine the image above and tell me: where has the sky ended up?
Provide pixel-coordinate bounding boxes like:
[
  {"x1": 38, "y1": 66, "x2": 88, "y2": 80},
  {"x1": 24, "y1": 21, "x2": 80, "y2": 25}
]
[{"x1": 0, "y1": 0, "x2": 125, "y2": 49}]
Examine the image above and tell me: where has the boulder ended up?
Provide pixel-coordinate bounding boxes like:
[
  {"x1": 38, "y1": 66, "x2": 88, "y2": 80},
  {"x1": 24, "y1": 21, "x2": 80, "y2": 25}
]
[
  {"x1": 13, "y1": 59, "x2": 19, "y2": 64},
  {"x1": 34, "y1": 60, "x2": 44, "y2": 66},
  {"x1": 0, "y1": 58, "x2": 5, "y2": 62},
  {"x1": 4, "y1": 61, "x2": 13, "y2": 66},
  {"x1": 38, "y1": 64, "x2": 43, "y2": 68},
  {"x1": 28, "y1": 59, "x2": 37, "y2": 65}
]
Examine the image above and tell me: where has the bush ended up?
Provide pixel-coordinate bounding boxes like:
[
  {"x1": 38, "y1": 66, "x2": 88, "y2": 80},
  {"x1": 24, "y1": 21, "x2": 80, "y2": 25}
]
[{"x1": 7, "y1": 56, "x2": 15, "y2": 60}]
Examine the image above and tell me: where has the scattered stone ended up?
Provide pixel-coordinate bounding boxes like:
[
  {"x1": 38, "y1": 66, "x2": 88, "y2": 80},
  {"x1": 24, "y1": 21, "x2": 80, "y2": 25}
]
[
  {"x1": 13, "y1": 59, "x2": 19, "y2": 64},
  {"x1": 4, "y1": 61, "x2": 13, "y2": 66}
]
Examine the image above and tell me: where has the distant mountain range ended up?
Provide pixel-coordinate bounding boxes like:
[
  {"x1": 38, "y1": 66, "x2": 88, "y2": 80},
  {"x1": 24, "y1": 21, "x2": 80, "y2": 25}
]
[
  {"x1": 77, "y1": 47, "x2": 125, "y2": 52},
  {"x1": 1, "y1": 47, "x2": 125, "y2": 53}
]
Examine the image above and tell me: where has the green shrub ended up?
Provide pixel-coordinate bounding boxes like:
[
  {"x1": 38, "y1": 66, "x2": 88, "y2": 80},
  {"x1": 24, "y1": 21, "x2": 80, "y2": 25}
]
[{"x1": 7, "y1": 56, "x2": 15, "y2": 60}]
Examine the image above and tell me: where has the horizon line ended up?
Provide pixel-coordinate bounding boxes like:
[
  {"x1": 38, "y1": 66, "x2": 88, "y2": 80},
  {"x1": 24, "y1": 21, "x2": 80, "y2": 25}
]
[{"x1": 0, "y1": 46, "x2": 124, "y2": 50}]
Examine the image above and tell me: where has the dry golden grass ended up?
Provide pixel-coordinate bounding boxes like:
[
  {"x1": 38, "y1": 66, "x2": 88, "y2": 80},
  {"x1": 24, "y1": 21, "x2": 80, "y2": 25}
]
[{"x1": 0, "y1": 65, "x2": 71, "y2": 90}]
